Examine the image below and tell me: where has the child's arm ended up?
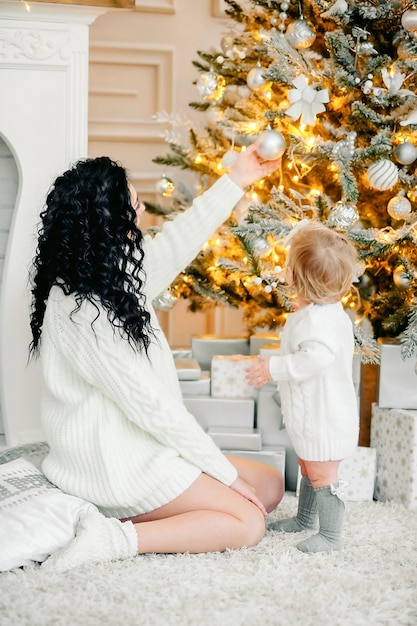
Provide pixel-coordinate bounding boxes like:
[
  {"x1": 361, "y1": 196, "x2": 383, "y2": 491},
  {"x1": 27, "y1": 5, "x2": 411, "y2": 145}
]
[{"x1": 245, "y1": 356, "x2": 272, "y2": 388}]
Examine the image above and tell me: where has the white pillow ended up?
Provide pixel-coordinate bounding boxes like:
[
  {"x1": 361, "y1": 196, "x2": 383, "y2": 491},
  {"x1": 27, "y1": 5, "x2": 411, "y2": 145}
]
[{"x1": 0, "y1": 457, "x2": 95, "y2": 572}]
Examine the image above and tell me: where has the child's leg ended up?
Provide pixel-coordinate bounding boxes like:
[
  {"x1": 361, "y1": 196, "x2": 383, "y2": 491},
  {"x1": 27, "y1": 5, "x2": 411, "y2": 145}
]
[
  {"x1": 296, "y1": 460, "x2": 345, "y2": 553},
  {"x1": 268, "y1": 458, "x2": 317, "y2": 533}
]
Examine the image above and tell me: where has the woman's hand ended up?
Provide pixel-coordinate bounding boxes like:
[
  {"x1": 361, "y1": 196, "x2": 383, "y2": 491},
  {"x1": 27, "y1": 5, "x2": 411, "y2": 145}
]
[
  {"x1": 228, "y1": 141, "x2": 281, "y2": 189},
  {"x1": 245, "y1": 356, "x2": 272, "y2": 389},
  {"x1": 230, "y1": 477, "x2": 267, "y2": 516}
]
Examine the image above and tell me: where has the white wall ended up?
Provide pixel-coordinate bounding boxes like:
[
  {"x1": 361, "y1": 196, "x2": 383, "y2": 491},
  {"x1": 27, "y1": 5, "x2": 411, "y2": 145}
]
[{"x1": 88, "y1": 0, "x2": 246, "y2": 348}]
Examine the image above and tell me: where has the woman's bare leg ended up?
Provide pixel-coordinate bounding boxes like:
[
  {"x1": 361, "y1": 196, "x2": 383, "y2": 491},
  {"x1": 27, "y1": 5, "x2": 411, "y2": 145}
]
[
  {"x1": 224, "y1": 454, "x2": 284, "y2": 513},
  {"x1": 125, "y1": 472, "x2": 266, "y2": 554}
]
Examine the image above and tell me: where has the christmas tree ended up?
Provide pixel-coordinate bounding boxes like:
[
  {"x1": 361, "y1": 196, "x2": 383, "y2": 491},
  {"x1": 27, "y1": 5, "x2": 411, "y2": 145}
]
[{"x1": 150, "y1": 0, "x2": 417, "y2": 362}]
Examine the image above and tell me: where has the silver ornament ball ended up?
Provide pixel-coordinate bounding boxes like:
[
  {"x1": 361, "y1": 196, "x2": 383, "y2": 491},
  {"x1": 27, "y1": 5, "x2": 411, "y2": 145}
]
[
  {"x1": 152, "y1": 289, "x2": 177, "y2": 311},
  {"x1": 286, "y1": 18, "x2": 316, "y2": 49},
  {"x1": 155, "y1": 176, "x2": 174, "y2": 197},
  {"x1": 196, "y1": 71, "x2": 225, "y2": 102},
  {"x1": 257, "y1": 128, "x2": 286, "y2": 160},
  {"x1": 247, "y1": 66, "x2": 267, "y2": 91},
  {"x1": 387, "y1": 195, "x2": 412, "y2": 220},
  {"x1": 367, "y1": 159, "x2": 399, "y2": 191},
  {"x1": 327, "y1": 201, "x2": 359, "y2": 229},
  {"x1": 393, "y1": 265, "x2": 411, "y2": 289},
  {"x1": 393, "y1": 142, "x2": 417, "y2": 165},
  {"x1": 221, "y1": 150, "x2": 238, "y2": 169},
  {"x1": 402, "y1": 8, "x2": 417, "y2": 33}
]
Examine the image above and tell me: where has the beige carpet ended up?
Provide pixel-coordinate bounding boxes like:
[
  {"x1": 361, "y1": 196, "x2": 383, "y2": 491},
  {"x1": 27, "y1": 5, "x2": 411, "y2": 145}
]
[{"x1": 1, "y1": 494, "x2": 416, "y2": 626}]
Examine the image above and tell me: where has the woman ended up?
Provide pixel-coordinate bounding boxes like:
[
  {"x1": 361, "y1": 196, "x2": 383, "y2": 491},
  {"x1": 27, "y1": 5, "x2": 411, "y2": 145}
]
[{"x1": 29, "y1": 144, "x2": 284, "y2": 571}]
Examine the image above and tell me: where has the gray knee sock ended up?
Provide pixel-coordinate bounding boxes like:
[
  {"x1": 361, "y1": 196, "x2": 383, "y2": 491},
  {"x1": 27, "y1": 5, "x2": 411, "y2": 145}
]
[
  {"x1": 268, "y1": 475, "x2": 317, "y2": 533},
  {"x1": 296, "y1": 482, "x2": 345, "y2": 553}
]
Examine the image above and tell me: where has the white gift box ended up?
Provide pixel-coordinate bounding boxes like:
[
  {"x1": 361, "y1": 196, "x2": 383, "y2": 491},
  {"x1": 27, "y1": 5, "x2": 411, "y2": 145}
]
[
  {"x1": 223, "y1": 446, "x2": 286, "y2": 480},
  {"x1": 174, "y1": 358, "x2": 201, "y2": 381},
  {"x1": 256, "y1": 382, "x2": 283, "y2": 434},
  {"x1": 249, "y1": 333, "x2": 281, "y2": 355},
  {"x1": 377, "y1": 338, "x2": 417, "y2": 409},
  {"x1": 371, "y1": 403, "x2": 417, "y2": 509},
  {"x1": 211, "y1": 355, "x2": 258, "y2": 399},
  {"x1": 183, "y1": 396, "x2": 255, "y2": 431},
  {"x1": 191, "y1": 335, "x2": 249, "y2": 370},
  {"x1": 207, "y1": 427, "x2": 262, "y2": 451},
  {"x1": 339, "y1": 446, "x2": 376, "y2": 501},
  {"x1": 260, "y1": 344, "x2": 281, "y2": 357},
  {"x1": 295, "y1": 446, "x2": 376, "y2": 501},
  {"x1": 179, "y1": 372, "x2": 211, "y2": 396}
]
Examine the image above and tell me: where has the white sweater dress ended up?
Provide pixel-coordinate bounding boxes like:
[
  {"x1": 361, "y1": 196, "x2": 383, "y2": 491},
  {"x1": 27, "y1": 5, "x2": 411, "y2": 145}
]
[
  {"x1": 40, "y1": 175, "x2": 243, "y2": 518},
  {"x1": 268, "y1": 302, "x2": 359, "y2": 462}
]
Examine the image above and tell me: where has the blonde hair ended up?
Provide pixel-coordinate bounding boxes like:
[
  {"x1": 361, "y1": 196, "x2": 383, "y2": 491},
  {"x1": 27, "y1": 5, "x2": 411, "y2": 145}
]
[{"x1": 286, "y1": 221, "x2": 357, "y2": 305}]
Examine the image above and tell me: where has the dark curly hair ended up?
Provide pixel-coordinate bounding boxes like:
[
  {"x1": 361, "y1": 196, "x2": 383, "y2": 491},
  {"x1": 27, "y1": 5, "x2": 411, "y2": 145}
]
[{"x1": 29, "y1": 156, "x2": 154, "y2": 357}]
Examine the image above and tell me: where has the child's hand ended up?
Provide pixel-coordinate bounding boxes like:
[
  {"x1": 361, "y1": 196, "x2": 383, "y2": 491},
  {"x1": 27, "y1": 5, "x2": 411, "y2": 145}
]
[{"x1": 245, "y1": 356, "x2": 272, "y2": 388}]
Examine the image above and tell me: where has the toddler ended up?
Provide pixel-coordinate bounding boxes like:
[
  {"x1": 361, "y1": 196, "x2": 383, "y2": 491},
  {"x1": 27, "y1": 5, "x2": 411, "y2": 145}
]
[{"x1": 246, "y1": 221, "x2": 359, "y2": 553}]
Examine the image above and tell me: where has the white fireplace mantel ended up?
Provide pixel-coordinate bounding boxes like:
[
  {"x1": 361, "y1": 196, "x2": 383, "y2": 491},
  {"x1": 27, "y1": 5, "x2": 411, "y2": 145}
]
[{"x1": 0, "y1": 1, "x2": 107, "y2": 445}]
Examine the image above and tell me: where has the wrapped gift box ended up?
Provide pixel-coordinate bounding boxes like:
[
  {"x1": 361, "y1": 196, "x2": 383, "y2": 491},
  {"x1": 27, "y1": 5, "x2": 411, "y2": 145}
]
[
  {"x1": 223, "y1": 446, "x2": 286, "y2": 480},
  {"x1": 207, "y1": 427, "x2": 262, "y2": 451},
  {"x1": 377, "y1": 338, "x2": 417, "y2": 409},
  {"x1": 371, "y1": 403, "x2": 417, "y2": 509},
  {"x1": 211, "y1": 355, "x2": 258, "y2": 399},
  {"x1": 256, "y1": 382, "x2": 283, "y2": 433},
  {"x1": 295, "y1": 447, "x2": 376, "y2": 501},
  {"x1": 191, "y1": 335, "x2": 249, "y2": 371},
  {"x1": 296, "y1": 446, "x2": 376, "y2": 502},
  {"x1": 260, "y1": 344, "x2": 281, "y2": 357},
  {"x1": 179, "y1": 372, "x2": 211, "y2": 396},
  {"x1": 339, "y1": 446, "x2": 376, "y2": 501},
  {"x1": 183, "y1": 396, "x2": 255, "y2": 431},
  {"x1": 249, "y1": 333, "x2": 280, "y2": 355},
  {"x1": 174, "y1": 358, "x2": 201, "y2": 381}
]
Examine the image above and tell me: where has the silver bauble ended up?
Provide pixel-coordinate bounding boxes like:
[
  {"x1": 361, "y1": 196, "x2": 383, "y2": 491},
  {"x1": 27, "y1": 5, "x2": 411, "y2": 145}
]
[
  {"x1": 393, "y1": 142, "x2": 417, "y2": 165},
  {"x1": 402, "y1": 8, "x2": 417, "y2": 33},
  {"x1": 327, "y1": 201, "x2": 359, "y2": 229},
  {"x1": 393, "y1": 265, "x2": 411, "y2": 289},
  {"x1": 247, "y1": 66, "x2": 267, "y2": 91},
  {"x1": 155, "y1": 176, "x2": 174, "y2": 197},
  {"x1": 221, "y1": 150, "x2": 238, "y2": 169},
  {"x1": 196, "y1": 71, "x2": 225, "y2": 102},
  {"x1": 257, "y1": 128, "x2": 286, "y2": 160},
  {"x1": 387, "y1": 195, "x2": 412, "y2": 220},
  {"x1": 152, "y1": 289, "x2": 177, "y2": 311},
  {"x1": 367, "y1": 160, "x2": 399, "y2": 191},
  {"x1": 285, "y1": 18, "x2": 316, "y2": 49}
]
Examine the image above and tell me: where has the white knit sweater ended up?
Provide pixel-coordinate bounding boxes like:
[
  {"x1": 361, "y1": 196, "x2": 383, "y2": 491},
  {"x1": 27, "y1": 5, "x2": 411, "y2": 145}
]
[
  {"x1": 40, "y1": 175, "x2": 243, "y2": 518},
  {"x1": 268, "y1": 302, "x2": 359, "y2": 462}
]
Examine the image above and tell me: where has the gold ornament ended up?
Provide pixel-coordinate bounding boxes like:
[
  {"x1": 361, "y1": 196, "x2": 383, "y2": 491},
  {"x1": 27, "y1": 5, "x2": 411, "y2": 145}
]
[
  {"x1": 387, "y1": 195, "x2": 412, "y2": 220},
  {"x1": 367, "y1": 159, "x2": 399, "y2": 191}
]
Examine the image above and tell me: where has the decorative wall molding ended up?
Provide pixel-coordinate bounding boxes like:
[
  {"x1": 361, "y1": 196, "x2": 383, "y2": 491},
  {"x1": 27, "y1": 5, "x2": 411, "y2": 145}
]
[
  {"x1": 0, "y1": 28, "x2": 70, "y2": 62},
  {"x1": 89, "y1": 41, "x2": 175, "y2": 141},
  {"x1": 134, "y1": 0, "x2": 175, "y2": 13}
]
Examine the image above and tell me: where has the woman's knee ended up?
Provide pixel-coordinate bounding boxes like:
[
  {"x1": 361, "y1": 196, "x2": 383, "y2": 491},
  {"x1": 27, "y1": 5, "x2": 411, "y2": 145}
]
[
  {"x1": 238, "y1": 505, "x2": 266, "y2": 548},
  {"x1": 263, "y1": 465, "x2": 285, "y2": 513}
]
